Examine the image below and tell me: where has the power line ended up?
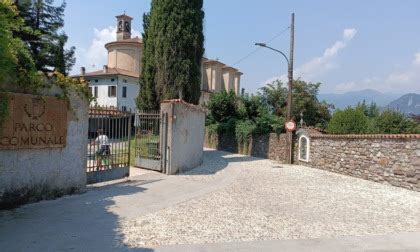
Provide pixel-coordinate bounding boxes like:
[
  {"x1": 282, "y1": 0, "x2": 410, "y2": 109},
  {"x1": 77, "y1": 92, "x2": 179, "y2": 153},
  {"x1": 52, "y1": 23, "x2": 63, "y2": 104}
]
[{"x1": 231, "y1": 26, "x2": 290, "y2": 67}]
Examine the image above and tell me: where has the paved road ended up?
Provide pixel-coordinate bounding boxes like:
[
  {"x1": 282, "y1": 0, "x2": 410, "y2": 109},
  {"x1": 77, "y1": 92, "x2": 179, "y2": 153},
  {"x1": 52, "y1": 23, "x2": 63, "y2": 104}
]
[{"x1": 0, "y1": 149, "x2": 419, "y2": 251}]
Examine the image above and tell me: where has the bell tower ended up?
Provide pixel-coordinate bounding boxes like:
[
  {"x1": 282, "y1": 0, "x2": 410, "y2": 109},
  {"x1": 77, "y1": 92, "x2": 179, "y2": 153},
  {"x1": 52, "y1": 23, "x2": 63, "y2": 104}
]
[{"x1": 116, "y1": 14, "x2": 132, "y2": 41}]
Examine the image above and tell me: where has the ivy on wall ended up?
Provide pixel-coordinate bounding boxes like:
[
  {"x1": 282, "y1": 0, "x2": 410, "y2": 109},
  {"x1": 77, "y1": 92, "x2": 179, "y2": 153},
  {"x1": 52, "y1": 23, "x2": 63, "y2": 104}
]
[
  {"x1": 0, "y1": 73, "x2": 92, "y2": 131},
  {"x1": 0, "y1": 93, "x2": 9, "y2": 131}
]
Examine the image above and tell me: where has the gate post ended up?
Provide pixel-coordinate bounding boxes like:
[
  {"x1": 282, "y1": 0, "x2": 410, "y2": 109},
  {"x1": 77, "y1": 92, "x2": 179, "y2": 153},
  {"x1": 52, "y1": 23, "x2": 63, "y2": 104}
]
[
  {"x1": 127, "y1": 110, "x2": 132, "y2": 166},
  {"x1": 160, "y1": 99, "x2": 205, "y2": 174},
  {"x1": 160, "y1": 112, "x2": 168, "y2": 174}
]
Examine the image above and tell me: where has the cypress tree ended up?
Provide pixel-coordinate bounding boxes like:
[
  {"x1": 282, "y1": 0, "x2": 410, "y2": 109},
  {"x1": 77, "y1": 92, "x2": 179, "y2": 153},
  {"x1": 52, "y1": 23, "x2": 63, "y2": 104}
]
[
  {"x1": 137, "y1": 11, "x2": 158, "y2": 109},
  {"x1": 137, "y1": 0, "x2": 205, "y2": 109}
]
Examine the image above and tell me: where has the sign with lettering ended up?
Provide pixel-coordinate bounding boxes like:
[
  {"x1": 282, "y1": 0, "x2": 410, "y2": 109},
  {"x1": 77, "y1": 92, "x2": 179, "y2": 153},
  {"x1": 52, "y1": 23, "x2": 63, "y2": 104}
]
[{"x1": 0, "y1": 92, "x2": 67, "y2": 149}]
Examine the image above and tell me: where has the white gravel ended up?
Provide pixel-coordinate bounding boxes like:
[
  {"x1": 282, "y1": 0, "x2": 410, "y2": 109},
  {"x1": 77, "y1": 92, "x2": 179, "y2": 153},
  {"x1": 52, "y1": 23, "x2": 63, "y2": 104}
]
[{"x1": 119, "y1": 151, "x2": 420, "y2": 248}]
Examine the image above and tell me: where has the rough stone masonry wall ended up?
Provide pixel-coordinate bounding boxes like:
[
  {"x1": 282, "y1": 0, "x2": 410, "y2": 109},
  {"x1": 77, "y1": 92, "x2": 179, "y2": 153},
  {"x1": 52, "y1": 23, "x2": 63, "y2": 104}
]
[
  {"x1": 300, "y1": 135, "x2": 420, "y2": 192},
  {"x1": 0, "y1": 89, "x2": 89, "y2": 209},
  {"x1": 204, "y1": 131, "x2": 288, "y2": 163}
]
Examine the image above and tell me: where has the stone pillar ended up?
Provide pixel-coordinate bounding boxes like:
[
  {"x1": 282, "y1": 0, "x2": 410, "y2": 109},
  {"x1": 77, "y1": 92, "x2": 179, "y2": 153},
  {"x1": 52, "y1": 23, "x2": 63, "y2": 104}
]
[{"x1": 160, "y1": 99, "x2": 205, "y2": 174}]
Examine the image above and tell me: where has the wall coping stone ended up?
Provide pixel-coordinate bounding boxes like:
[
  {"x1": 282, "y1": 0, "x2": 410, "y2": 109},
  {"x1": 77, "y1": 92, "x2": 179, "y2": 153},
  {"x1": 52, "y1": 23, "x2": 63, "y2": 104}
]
[
  {"x1": 311, "y1": 134, "x2": 420, "y2": 139},
  {"x1": 161, "y1": 99, "x2": 206, "y2": 113}
]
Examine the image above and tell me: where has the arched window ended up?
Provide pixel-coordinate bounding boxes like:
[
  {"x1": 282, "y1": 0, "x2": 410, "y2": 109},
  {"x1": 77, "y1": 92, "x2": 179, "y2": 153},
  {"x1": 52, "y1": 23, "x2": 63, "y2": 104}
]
[{"x1": 298, "y1": 135, "x2": 310, "y2": 162}]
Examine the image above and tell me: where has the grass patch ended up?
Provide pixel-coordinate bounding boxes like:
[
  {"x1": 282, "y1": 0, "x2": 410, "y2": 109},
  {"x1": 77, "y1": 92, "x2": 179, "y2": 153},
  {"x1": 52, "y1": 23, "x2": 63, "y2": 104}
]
[{"x1": 129, "y1": 135, "x2": 160, "y2": 166}]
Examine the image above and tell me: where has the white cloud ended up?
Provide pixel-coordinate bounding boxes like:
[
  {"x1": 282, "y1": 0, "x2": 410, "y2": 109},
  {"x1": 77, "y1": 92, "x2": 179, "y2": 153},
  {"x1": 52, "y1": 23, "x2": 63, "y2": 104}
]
[
  {"x1": 413, "y1": 52, "x2": 420, "y2": 65},
  {"x1": 264, "y1": 28, "x2": 357, "y2": 85},
  {"x1": 331, "y1": 52, "x2": 420, "y2": 93},
  {"x1": 74, "y1": 26, "x2": 141, "y2": 74},
  {"x1": 334, "y1": 81, "x2": 356, "y2": 93},
  {"x1": 343, "y1": 28, "x2": 357, "y2": 40},
  {"x1": 84, "y1": 26, "x2": 116, "y2": 70},
  {"x1": 383, "y1": 51, "x2": 420, "y2": 92}
]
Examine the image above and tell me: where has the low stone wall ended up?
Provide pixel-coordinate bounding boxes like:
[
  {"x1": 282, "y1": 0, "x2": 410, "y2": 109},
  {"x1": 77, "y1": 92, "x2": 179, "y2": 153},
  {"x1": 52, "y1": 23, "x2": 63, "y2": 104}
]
[
  {"x1": 204, "y1": 131, "x2": 287, "y2": 162},
  {"x1": 299, "y1": 135, "x2": 420, "y2": 192},
  {"x1": 205, "y1": 130, "x2": 420, "y2": 191},
  {"x1": 0, "y1": 89, "x2": 89, "y2": 209}
]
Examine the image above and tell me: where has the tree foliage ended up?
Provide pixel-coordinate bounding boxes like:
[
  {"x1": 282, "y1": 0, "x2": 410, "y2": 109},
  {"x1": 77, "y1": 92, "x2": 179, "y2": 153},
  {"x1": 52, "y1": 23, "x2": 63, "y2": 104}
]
[
  {"x1": 206, "y1": 90, "x2": 285, "y2": 146},
  {"x1": 327, "y1": 104, "x2": 420, "y2": 134},
  {"x1": 137, "y1": 0, "x2": 205, "y2": 109},
  {"x1": 373, "y1": 110, "x2": 420, "y2": 134},
  {"x1": 0, "y1": 0, "x2": 41, "y2": 91},
  {"x1": 327, "y1": 107, "x2": 370, "y2": 134},
  {"x1": 259, "y1": 79, "x2": 332, "y2": 128},
  {"x1": 207, "y1": 90, "x2": 237, "y2": 123},
  {"x1": 13, "y1": 0, "x2": 75, "y2": 75}
]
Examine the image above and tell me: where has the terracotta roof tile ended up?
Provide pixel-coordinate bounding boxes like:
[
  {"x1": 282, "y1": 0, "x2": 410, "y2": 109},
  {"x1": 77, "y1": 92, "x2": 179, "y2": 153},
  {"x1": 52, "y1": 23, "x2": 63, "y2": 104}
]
[{"x1": 72, "y1": 67, "x2": 139, "y2": 78}]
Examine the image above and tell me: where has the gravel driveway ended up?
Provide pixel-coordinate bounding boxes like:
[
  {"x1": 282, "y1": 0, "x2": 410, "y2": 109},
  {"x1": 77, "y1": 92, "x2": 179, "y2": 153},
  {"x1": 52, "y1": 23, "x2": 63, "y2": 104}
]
[
  {"x1": 120, "y1": 150, "x2": 420, "y2": 248},
  {"x1": 1, "y1": 149, "x2": 420, "y2": 251}
]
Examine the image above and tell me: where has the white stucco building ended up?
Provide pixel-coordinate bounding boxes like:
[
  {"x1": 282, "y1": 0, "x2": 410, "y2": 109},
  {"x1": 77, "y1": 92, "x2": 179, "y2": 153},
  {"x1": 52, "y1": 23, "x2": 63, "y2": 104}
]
[{"x1": 73, "y1": 14, "x2": 242, "y2": 109}]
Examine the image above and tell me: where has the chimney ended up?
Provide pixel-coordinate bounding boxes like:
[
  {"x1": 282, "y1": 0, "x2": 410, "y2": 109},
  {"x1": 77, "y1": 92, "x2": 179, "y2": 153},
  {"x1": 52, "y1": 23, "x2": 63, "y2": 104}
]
[
  {"x1": 80, "y1": 67, "x2": 86, "y2": 75},
  {"x1": 103, "y1": 65, "x2": 108, "y2": 73}
]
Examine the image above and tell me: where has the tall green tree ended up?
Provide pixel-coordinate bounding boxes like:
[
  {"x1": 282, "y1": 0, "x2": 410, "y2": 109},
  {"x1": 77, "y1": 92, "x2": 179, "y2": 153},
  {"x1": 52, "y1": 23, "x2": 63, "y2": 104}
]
[
  {"x1": 137, "y1": 11, "x2": 157, "y2": 109},
  {"x1": 259, "y1": 80, "x2": 287, "y2": 117},
  {"x1": 259, "y1": 79, "x2": 331, "y2": 128},
  {"x1": 13, "y1": 0, "x2": 75, "y2": 75},
  {"x1": 356, "y1": 100, "x2": 379, "y2": 118},
  {"x1": 137, "y1": 0, "x2": 205, "y2": 109},
  {"x1": 0, "y1": 0, "x2": 40, "y2": 91}
]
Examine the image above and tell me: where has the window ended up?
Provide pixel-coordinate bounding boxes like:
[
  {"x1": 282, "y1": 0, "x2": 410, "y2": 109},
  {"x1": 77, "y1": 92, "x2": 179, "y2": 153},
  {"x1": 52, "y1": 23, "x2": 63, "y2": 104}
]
[
  {"x1": 123, "y1": 79, "x2": 127, "y2": 83},
  {"x1": 122, "y1": 86, "x2": 127, "y2": 98},
  {"x1": 298, "y1": 135, "x2": 310, "y2": 162},
  {"x1": 111, "y1": 78, "x2": 115, "y2": 82},
  {"x1": 95, "y1": 79, "x2": 98, "y2": 83},
  {"x1": 121, "y1": 106, "x2": 127, "y2": 112},
  {"x1": 108, "y1": 86, "x2": 116, "y2": 97}
]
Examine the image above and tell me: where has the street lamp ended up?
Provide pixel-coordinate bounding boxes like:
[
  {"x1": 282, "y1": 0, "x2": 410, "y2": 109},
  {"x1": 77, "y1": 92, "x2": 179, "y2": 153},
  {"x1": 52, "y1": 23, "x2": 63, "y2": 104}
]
[
  {"x1": 254, "y1": 43, "x2": 292, "y2": 120},
  {"x1": 255, "y1": 35, "x2": 294, "y2": 165},
  {"x1": 254, "y1": 43, "x2": 290, "y2": 67}
]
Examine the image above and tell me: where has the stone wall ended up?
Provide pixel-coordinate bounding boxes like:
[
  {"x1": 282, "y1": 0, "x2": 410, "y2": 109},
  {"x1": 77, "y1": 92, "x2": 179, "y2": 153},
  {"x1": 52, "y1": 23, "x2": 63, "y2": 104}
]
[
  {"x1": 299, "y1": 135, "x2": 420, "y2": 192},
  {"x1": 0, "y1": 88, "x2": 89, "y2": 209},
  {"x1": 204, "y1": 131, "x2": 287, "y2": 163},
  {"x1": 205, "y1": 130, "x2": 420, "y2": 192}
]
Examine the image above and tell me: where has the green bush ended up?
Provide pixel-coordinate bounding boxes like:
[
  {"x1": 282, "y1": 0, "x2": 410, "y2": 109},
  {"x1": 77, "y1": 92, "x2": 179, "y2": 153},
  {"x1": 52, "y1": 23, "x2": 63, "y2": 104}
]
[
  {"x1": 207, "y1": 90, "x2": 237, "y2": 124},
  {"x1": 206, "y1": 89, "x2": 287, "y2": 143},
  {"x1": 328, "y1": 105, "x2": 420, "y2": 134},
  {"x1": 254, "y1": 112, "x2": 285, "y2": 135},
  {"x1": 235, "y1": 120, "x2": 256, "y2": 145},
  {"x1": 373, "y1": 110, "x2": 420, "y2": 134},
  {"x1": 327, "y1": 107, "x2": 370, "y2": 134}
]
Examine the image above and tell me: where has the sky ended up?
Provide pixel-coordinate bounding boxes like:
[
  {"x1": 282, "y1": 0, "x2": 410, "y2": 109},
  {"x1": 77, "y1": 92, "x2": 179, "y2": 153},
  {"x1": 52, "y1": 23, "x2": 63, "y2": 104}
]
[{"x1": 64, "y1": 0, "x2": 420, "y2": 94}]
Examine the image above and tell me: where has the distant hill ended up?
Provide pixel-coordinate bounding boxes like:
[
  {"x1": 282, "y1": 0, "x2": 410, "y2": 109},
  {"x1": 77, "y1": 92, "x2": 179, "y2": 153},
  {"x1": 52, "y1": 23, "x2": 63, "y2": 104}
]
[
  {"x1": 318, "y1": 89, "x2": 401, "y2": 109},
  {"x1": 386, "y1": 93, "x2": 420, "y2": 115}
]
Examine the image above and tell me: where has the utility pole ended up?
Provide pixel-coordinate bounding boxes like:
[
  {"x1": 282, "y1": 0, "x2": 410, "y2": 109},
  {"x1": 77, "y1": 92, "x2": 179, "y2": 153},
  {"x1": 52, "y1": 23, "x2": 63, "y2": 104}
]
[
  {"x1": 285, "y1": 13, "x2": 295, "y2": 164},
  {"x1": 254, "y1": 13, "x2": 295, "y2": 164}
]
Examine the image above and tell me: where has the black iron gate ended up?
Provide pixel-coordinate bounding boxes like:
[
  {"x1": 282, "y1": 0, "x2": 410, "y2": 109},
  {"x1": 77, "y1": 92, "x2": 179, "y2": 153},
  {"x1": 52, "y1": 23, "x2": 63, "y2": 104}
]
[
  {"x1": 87, "y1": 106, "x2": 132, "y2": 184},
  {"x1": 134, "y1": 110, "x2": 168, "y2": 172}
]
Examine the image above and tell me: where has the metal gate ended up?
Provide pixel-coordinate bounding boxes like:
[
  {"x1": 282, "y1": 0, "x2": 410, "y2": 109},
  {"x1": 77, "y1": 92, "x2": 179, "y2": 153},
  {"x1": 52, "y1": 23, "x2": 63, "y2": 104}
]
[
  {"x1": 87, "y1": 106, "x2": 132, "y2": 184},
  {"x1": 134, "y1": 110, "x2": 168, "y2": 172}
]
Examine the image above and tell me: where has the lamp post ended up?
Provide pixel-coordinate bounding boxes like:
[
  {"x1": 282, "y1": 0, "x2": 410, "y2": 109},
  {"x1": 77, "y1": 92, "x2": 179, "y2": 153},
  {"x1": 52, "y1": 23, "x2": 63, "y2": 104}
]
[{"x1": 255, "y1": 13, "x2": 295, "y2": 164}]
